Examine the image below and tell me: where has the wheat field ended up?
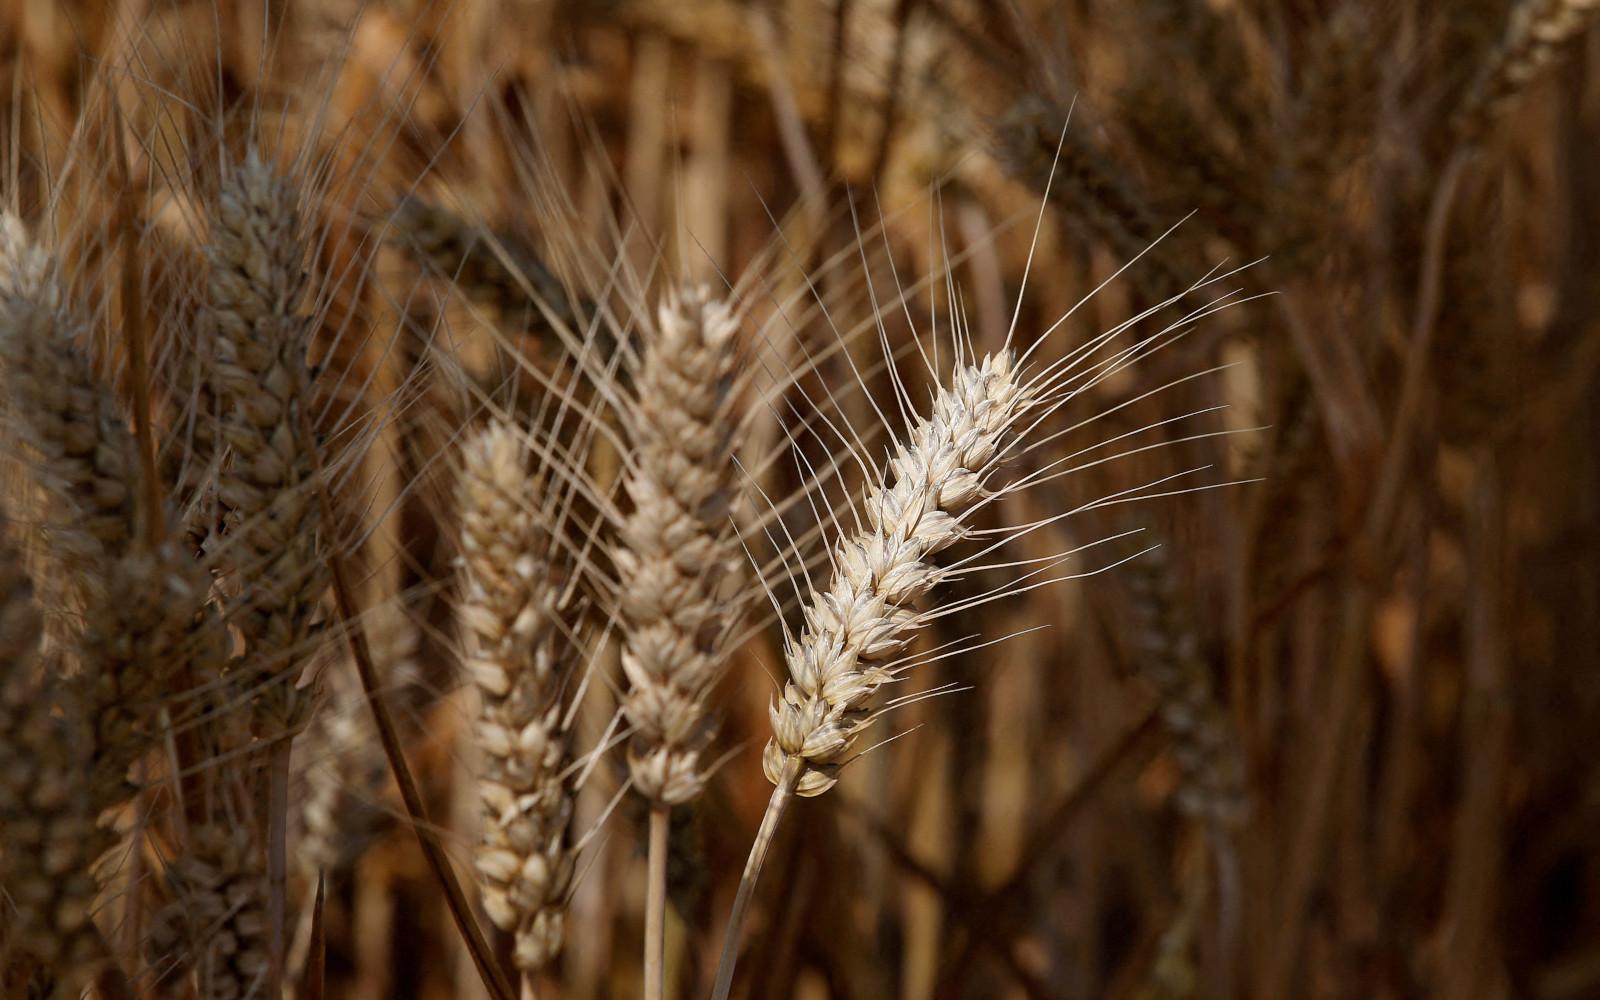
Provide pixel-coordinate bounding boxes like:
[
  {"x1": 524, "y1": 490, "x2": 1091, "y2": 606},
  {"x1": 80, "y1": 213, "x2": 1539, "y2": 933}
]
[{"x1": 0, "y1": 2, "x2": 1597, "y2": 999}]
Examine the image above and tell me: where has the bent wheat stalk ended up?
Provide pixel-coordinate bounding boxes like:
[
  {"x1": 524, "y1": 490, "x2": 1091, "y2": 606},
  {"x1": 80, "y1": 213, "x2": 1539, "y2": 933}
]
[{"x1": 712, "y1": 349, "x2": 1036, "y2": 1000}]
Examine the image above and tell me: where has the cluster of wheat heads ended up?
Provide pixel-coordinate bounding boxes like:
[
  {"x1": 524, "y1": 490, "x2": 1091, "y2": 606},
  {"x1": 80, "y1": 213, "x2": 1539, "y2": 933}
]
[
  {"x1": 0, "y1": 98, "x2": 1244, "y2": 999},
  {"x1": 405, "y1": 139, "x2": 1260, "y2": 996},
  {"x1": 0, "y1": 138, "x2": 341, "y2": 998},
  {"x1": 4, "y1": 0, "x2": 1598, "y2": 996},
  {"x1": 0, "y1": 26, "x2": 418, "y2": 984}
]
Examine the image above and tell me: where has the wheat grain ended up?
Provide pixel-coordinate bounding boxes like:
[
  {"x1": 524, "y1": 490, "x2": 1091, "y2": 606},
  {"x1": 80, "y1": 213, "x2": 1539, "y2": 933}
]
[{"x1": 457, "y1": 420, "x2": 577, "y2": 973}]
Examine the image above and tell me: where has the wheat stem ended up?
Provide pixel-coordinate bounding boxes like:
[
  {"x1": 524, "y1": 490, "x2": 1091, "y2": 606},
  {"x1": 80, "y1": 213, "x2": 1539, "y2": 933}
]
[
  {"x1": 645, "y1": 803, "x2": 670, "y2": 1000},
  {"x1": 111, "y1": 112, "x2": 164, "y2": 553},
  {"x1": 268, "y1": 739, "x2": 291, "y2": 998},
  {"x1": 711, "y1": 756, "x2": 801, "y2": 1000}
]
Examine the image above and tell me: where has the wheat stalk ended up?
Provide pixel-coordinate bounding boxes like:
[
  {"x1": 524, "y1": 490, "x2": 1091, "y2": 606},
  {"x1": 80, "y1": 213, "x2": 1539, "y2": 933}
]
[{"x1": 458, "y1": 420, "x2": 578, "y2": 979}]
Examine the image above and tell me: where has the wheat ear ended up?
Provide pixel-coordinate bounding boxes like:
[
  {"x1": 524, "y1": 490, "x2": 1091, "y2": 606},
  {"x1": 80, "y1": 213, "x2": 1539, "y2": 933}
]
[
  {"x1": 0, "y1": 216, "x2": 136, "y2": 586},
  {"x1": 1125, "y1": 537, "x2": 1247, "y2": 993},
  {"x1": 204, "y1": 148, "x2": 327, "y2": 733},
  {"x1": 1455, "y1": 0, "x2": 1600, "y2": 143},
  {"x1": 147, "y1": 822, "x2": 271, "y2": 999},
  {"x1": 1125, "y1": 542, "x2": 1246, "y2": 828},
  {"x1": 1, "y1": 214, "x2": 235, "y2": 993},
  {"x1": 391, "y1": 195, "x2": 583, "y2": 347},
  {"x1": 614, "y1": 287, "x2": 750, "y2": 998},
  {"x1": 458, "y1": 420, "x2": 578, "y2": 978},
  {"x1": 201, "y1": 149, "x2": 330, "y2": 994},
  {"x1": 713, "y1": 349, "x2": 1036, "y2": 1000},
  {"x1": 0, "y1": 537, "x2": 118, "y2": 996}
]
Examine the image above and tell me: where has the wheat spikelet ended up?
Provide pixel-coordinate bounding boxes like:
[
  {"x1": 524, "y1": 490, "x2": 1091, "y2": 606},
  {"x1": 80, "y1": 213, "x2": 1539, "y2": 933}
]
[
  {"x1": 1124, "y1": 540, "x2": 1246, "y2": 828},
  {"x1": 765, "y1": 350, "x2": 1035, "y2": 797},
  {"x1": 617, "y1": 287, "x2": 749, "y2": 805},
  {"x1": 1455, "y1": 0, "x2": 1600, "y2": 142},
  {"x1": 994, "y1": 98, "x2": 1189, "y2": 303},
  {"x1": 0, "y1": 219, "x2": 136, "y2": 576},
  {"x1": 0, "y1": 212, "x2": 51, "y2": 304},
  {"x1": 203, "y1": 149, "x2": 327, "y2": 733},
  {"x1": 457, "y1": 420, "x2": 577, "y2": 972},
  {"x1": 391, "y1": 195, "x2": 583, "y2": 347}
]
